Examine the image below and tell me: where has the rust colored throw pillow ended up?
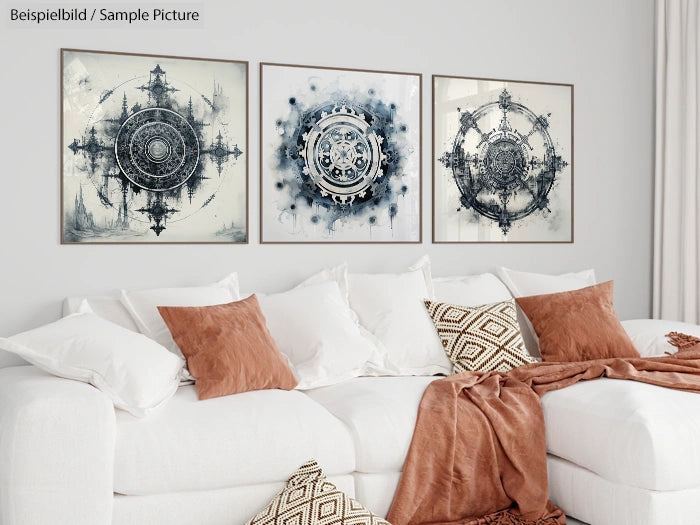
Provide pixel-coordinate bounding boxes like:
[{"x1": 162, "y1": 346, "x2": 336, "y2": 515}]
[
  {"x1": 158, "y1": 295, "x2": 298, "y2": 400},
  {"x1": 515, "y1": 281, "x2": 640, "y2": 362}
]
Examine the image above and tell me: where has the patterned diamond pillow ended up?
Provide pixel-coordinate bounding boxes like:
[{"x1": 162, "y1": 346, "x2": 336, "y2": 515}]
[
  {"x1": 246, "y1": 460, "x2": 389, "y2": 525},
  {"x1": 424, "y1": 299, "x2": 535, "y2": 373}
]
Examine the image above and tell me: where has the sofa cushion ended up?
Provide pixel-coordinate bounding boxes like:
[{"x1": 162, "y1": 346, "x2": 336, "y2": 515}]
[
  {"x1": 424, "y1": 299, "x2": 534, "y2": 373},
  {"x1": 432, "y1": 273, "x2": 512, "y2": 306},
  {"x1": 496, "y1": 267, "x2": 597, "y2": 359},
  {"x1": 496, "y1": 267, "x2": 597, "y2": 298},
  {"x1": 0, "y1": 348, "x2": 28, "y2": 368},
  {"x1": 119, "y1": 273, "x2": 241, "y2": 363},
  {"x1": 158, "y1": 296, "x2": 298, "y2": 400},
  {"x1": 113, "y1": 475, "x2": 356, "y2": 525},
  {"x1": 63, "y1": 295, "x2": 140, "y2": 332},
  {"x1": 0, "y1": 310, "x2": 184, "y2": 417},
  {"x1": 305, "y1": 376, "x2": 439, "y2": 474},
  {"x1": 516, "y1": 281, "x2": 639, "y2": 362},
  {"x1": 114, "y1": 386, "x2": 355, "y2": 495},
  {"x1": 542, "y1": 377, "x2": 700, "y2": 491},
  {"x1": 348, "y1": 268, "x2": 450, "y2": 376},
  {"x1": 257, "y1": 280, "x2": 382, "y2": 389}
]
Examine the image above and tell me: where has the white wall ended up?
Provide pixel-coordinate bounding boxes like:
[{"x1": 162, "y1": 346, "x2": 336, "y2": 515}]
[{"x1": 0, "y1": 0, "x2": 655, "y2": 335}]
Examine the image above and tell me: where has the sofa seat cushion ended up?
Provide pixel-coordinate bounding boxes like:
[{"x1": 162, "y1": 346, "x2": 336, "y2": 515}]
[
  {"x1": 542, "y1": 377, "x2": 700, "y2": 491},
  {"x1": 114, "y1": 385, "x2": 355, "y2": 495},
  {"x1": 113, "y1": 475, "x2": 356, "y2": 525},
  {"x1": 305, "y1": 376, "x2": 439, "y2": 474}
]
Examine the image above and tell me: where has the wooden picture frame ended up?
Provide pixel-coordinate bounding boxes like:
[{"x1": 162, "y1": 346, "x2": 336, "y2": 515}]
[
  {"x1": 61, "y1": 49, "x2": 248, "y2": 244},
  {"x1": 433, "y1": 74, "x2": 573, "y2": 243},
  {"x1": 260, "y1": 62, "x2": 422, "y2": 244}
]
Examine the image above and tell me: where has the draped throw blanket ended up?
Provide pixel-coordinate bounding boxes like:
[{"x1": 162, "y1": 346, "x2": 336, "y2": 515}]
[{"x1": 387, "y1": 342, "x2": 700, "y2": 525}]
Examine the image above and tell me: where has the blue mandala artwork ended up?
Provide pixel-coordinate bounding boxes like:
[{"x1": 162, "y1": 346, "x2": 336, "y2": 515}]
[
  {"x1": 433, "y1": 76, "x2": 572, "y2": 243},
  {"x1": 62, "y1": 50, "x2": 247, "y2": 243},
  {"x1": 262, "y1": 64, "x2": 421, "y2": 243}
]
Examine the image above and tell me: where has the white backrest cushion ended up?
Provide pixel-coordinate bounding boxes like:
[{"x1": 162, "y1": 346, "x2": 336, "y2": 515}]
[
  {"x1": 296, "y1": 263, "x2": 351, "y2": 306},
  {"x1": 496, "y1": 267, "x2": 597, "y2": 297},
  {"x1": 257, "y1": 279, "x2": 382, "y2": 389},
  {"x1": 433, "y1": 273, "x2": 512, "y2": 306},
  {"x1": 496, "y1": 267, "x2": 597, "y2": 358},
  {"x1": 348, "y1": 262, "x2": 450, "y2": 376},
  {"x1": 0, "y1": 311, "x2": 184, "y2": 417},
  {"x1": 0, "y1": 349, "x2": 29, "y2": 369},
  {"x1": 119, "y1": 273, "x2": 240, "y2": 361},
  {"x1": 63, "y1": 295, "x2": 139, "y2": 332}
]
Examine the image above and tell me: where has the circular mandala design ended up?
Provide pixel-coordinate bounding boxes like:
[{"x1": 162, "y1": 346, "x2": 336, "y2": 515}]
[
  {"x1": 301, "y1": 106, "x2": 384, "y2": 204},
  {"x1": 445, "y1": 89, "x2": 565, "y2": 234},
  {"x1": 483, "y1": 138, "x2": 526, "y2": 189},
  {"x1": 115, "y1": 108, "x2": 199, "y2": 192},
  {"x1": 145, "y1": 137, "x2": 171, "y2": 162}
]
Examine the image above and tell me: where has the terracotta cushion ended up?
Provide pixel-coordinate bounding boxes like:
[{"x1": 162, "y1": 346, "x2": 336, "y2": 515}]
[
  {"x1": 158, "y1": 295, "x2": 298, "y2": 400},
  {"x1": 515, "y1": 281, "x2": 639, "y2": 362}
]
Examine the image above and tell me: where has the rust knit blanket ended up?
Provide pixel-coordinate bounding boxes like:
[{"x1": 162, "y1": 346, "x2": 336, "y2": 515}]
[{"x1": 386, "y1": 345, "x2": 700, "y2": 525}]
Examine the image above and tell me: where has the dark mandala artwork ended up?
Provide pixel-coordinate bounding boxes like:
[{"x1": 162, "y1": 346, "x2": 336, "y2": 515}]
[
  {"x1": 61, "y1": 50, "x2": 247, "y2": 243},
  {"x1": 433, "y1": 76, "x2": 572, "y2": 243},
  {"x1": 277, "y1": 98, "x2": 405, "y2": 226},
  {"x1": 261, "y1": 64, "x2": 421, "y2": 243}
]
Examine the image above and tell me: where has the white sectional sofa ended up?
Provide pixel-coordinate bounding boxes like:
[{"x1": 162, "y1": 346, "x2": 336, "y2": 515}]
[
  {"x1": 4, "y1": 356, "x2": 700, "y2": 525},
  {"x1": 2, "y1": 267, "x2": 700, "y2": 525}
]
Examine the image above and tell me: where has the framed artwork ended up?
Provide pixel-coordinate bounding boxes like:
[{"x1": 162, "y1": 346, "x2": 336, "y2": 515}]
[
  {"x1": 61, "y1": 49, "x2": 248, "y2": 244},
  {"x1": 433, "y1": 75, "x2": 573, "y2": 243},
  {"x1": 260, "y1": 63, "x2": 421, "y2": 243}
]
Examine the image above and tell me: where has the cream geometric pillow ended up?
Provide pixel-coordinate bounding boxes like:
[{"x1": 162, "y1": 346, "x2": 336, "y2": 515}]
[
  {"x1": 424, "y1": 299, "x2": 535, "y2": 373},
  {"x1": 246, "y1": 460, "x2": 389, "y2": 525}
]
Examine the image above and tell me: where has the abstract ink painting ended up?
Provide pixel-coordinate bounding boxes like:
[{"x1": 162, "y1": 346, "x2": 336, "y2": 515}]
[
  {"x1": 61, "y1": 49, "x2": 247, "y2": 243},
  {"x1": 260, "y1": 63, "x2": 421, "y2": 243},
  {"x1": 433, "y1": 75, "x2": 573, "y2": 243}
]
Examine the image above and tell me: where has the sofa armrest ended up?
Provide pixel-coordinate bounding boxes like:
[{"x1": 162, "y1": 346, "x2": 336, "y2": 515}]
[{"x1": 0, "y1": 366, "x2": 115, "y2": 525}]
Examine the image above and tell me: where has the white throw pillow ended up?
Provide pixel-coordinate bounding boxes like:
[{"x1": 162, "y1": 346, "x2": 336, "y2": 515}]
[
  {"x1": 496, "y1": 267, "x2": 597, "y2": 358},
  {"x1": 0, "y1": 310, "x2": 183, "y2": 417},
  {"x1": 496, "y1": 267, "x2": 596, "y2": 297},
  {"x1": 409, "y1": 254, "x2": 435, "y2": 297},
  {"x1": 348, "y1": 264, "x2": 450, "y2": 376},
  {"x1": 0, "y1": 349, "x2": 28, "y2": 369},
  {"x1": 63, "y1": 295, "x2": 140, "y2": 332},
  {"x1": 257, "y1": 279, "x2": 383, "y2": 389},
  {"x1": 297, "y1": 262, "x2": 351, "y2": 306},
  {"x1": 120, "y1": 273, "x2": 240, "y2": 364},
  {"x1": 433, "y1": 273, "x2": 513, "y2": 306},
  {"x1": 622, "y1": 319, "x2": 700, "y2": 357},
  {"x1": 242, "y1": 263, "x2": 351, "y2": 304}
]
